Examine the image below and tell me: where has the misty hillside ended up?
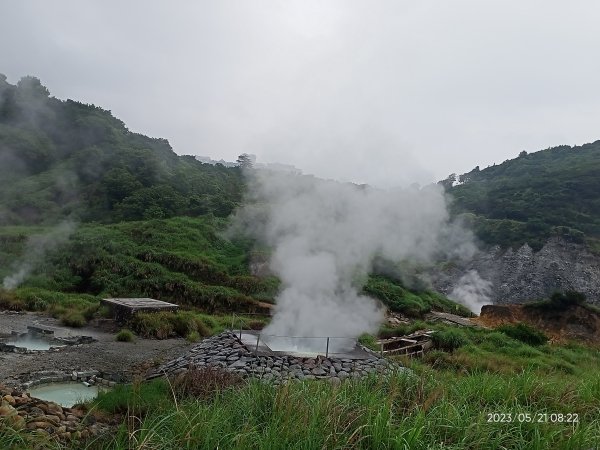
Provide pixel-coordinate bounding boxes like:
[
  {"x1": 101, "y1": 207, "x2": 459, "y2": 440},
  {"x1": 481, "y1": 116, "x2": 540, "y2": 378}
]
[
  {"x1": 0, "y1": 75, "x2": 473, "y2": 319},
  {"x1": 0, "y1": 75, "x2": 243, "y2": 225},
  {"x1": 447, "y1": 142, "x2": 600, "y2": 252},
  {"x1": 2, "y1": 75, "x2": 598, "y2": 313}
]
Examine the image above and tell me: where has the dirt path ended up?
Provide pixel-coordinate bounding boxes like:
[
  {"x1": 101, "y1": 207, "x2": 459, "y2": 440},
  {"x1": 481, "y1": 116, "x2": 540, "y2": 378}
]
[{"x1": 0, "y1": 311, "x2": 191, "y2": 384}]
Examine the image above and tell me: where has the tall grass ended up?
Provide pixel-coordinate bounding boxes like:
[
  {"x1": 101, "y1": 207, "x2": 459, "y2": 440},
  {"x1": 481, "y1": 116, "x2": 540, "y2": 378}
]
[{"x1": 81, "y1": 367, "x2": 600, "y2": 450}]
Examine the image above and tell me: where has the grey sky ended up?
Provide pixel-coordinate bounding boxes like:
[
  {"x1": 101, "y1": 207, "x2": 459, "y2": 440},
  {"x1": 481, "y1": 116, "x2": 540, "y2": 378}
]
[{"x1": 2, "y1": 1, "x2": 600, "y2": 187}]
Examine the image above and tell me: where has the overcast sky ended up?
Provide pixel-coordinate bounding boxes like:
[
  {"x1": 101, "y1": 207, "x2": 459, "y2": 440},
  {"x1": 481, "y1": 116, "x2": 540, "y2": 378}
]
[{"x1": 2, "y1": 1, "x2": 600, "y2": 187}]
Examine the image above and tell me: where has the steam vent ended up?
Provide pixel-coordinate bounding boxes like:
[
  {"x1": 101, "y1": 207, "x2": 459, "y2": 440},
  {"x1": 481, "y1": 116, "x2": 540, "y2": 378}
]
[{"x1": 148, "y1": 331, "x2": 405, "y2": 383}]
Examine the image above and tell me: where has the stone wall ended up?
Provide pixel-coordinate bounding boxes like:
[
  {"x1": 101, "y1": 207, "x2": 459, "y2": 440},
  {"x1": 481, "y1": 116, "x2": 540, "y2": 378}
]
[
  {"x1": 0, "y1": 384, "x2": 109, "y2": 441},
  {"x1": 148, "y1": 331, "x2": 407, "y2": 384}
]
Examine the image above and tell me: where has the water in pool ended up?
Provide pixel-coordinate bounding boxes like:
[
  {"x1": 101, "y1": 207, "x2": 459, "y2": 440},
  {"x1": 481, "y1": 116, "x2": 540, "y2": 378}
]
[
  {"x1": 28, "y1": 382, "x2": 107, "y2": 407},
  {"x1": 6, "y1": 334, "x2": 55, "y2": 351}
]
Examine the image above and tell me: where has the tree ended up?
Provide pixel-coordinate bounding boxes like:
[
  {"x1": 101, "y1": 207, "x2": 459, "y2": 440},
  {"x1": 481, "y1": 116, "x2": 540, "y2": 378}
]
[
  {"x1": 236, "y1": 153, "x2": 254, "y2": 169},
  {"x1": 438, "y1": 173, "x2": 457, "y2": 190}
]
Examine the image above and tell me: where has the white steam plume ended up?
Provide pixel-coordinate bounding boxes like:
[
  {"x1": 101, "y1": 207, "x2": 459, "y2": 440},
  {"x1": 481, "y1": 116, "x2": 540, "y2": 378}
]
[
  {"x1": 2, "y1": 220, "x2": 76, "y2": 290},
  {"x1": 448, "y1": 269, "x2": 492, "y2": 314},
  {"x1": 235, "y1": 170, "x2": 471, "y2": 351}
]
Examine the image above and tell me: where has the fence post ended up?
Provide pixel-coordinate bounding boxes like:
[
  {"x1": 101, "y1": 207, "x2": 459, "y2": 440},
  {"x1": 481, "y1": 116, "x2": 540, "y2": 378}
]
[
  {"x1": 380, "y1": 341, "x2": 384, "y2": 356},
  {"x1": 231, "y1": 313, "x2": 235, "y2": 330},
  {"x1": 325, "y1": 337, "x2": 330, "y2": 358},
  {"x1": 239, "y1": 322, "x2": 243, "y2": 340},
  {"x1": 255, "y1": 334, "x2": 260, "y2": 355}
]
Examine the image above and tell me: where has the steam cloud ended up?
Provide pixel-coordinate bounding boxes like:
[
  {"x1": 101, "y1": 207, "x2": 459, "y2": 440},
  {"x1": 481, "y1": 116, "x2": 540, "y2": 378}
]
[
  {"x1": 235, "y1": 170, "x2": 476, "y2": 352},
  {"x1": 2, "y1": 220, "x2": 75, "y2": 290},
  {"x1": 448, "y1": 269, "x2": 492, "y2": 314}
]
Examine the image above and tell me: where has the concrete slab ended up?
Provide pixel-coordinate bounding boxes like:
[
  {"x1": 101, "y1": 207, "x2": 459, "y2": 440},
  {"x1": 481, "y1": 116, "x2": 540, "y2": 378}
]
[{"x1": 101, "y1": 298, "x2": 179, "y2": 322}]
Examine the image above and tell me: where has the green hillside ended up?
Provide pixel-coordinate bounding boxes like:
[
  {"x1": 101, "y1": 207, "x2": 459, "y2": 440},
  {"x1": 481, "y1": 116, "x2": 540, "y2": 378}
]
[
  {"x1": 0, "y1": 75, "x2": 457, "y2": 321},
  {"x1": 447, "y1": 142, "x2": 600, "y2": 251},
  {"x1": 0, "y1": 75, "x2": 243, "y2": 225}
]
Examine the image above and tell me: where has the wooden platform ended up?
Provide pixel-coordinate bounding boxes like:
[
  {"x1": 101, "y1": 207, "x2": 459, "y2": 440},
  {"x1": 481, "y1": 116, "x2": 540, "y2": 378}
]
[{"x1": 101, "y1": 298, "x2": 179, "y2": 322}]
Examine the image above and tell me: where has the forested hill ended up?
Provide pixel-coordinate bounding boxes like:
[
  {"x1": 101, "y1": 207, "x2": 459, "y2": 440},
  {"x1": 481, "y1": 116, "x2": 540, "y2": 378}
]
[
  {"x1": 0, "y1": 75, "x2": 244, "y2": 225},
  {"x1": 446, "y1": 141, "x2": 600, "y2": 251}
]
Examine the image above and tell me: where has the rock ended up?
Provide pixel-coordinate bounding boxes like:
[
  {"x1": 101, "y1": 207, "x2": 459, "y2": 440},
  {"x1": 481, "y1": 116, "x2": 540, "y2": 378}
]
[
  {"x1": 0, "y1": 404, "x2": 16, "y2": 416},
  {"x1": 311, "y1": 367, "x2": 326, "y2": 376},
  {"x1": 36, "y1": 414, "x2": 61, "y2": 426},
  {"x1": 2, "y1": 395, "x2": 15, "y2": 406},
  {"x1": 28, "y1": 421, "x2": 53, "y2": 430},
  {"x1": 45, "y1": 402, "x2": 63, "y2": 416},
  {"x1": 29, "y1": 406, "x2": 44, "y2": 417},
  {"x1": 5, "y1": 413, "x2": 25, "y2": 430}
]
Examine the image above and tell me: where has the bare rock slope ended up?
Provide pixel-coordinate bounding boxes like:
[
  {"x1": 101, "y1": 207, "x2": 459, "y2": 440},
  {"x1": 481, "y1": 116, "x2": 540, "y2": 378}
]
[{"x1": 435, "y1": 238, "x2": 600, "y2": 306}]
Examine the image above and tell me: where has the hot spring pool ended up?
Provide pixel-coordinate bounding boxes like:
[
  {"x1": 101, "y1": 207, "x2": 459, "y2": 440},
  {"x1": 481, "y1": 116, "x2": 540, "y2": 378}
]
[
  {"x1": 6, "y1": 334, "x2": 55, "y2": 351},
  {"x1": 28, "y1": 382, "x2": 108, "y2": 407}
]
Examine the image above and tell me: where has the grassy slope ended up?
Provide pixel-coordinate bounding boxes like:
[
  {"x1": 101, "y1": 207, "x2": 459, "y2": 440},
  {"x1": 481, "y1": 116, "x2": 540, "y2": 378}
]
[
  {"x1": 0, "y1": 217, "x2": 282, "y2": 339},
  {"x1": 0, "y1": 216, "x2": 469, "y2": 322}
]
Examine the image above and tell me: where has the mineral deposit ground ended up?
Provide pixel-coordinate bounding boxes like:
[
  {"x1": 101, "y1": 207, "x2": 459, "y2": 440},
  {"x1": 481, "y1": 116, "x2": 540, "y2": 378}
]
[{"x1": 0, "y1": 311, "x2": 192, "y2": 387}]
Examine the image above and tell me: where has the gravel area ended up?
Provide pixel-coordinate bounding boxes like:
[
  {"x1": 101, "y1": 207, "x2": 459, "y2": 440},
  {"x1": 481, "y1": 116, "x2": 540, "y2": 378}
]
[{"x1": 0, "y1": 311, "x2": 191, "y2": 384}]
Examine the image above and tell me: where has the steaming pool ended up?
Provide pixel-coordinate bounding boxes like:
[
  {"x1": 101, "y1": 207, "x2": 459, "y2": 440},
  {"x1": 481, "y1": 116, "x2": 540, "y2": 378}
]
[
  {"x1": 5, "y1": 334, "x2": 57, "y2": 351},
  {"x1": 237, "y1": 330, "x2": 373, "y2": 359},
  {"x1": 28, "y1": 382, "x2": 109, "y2": 407}
]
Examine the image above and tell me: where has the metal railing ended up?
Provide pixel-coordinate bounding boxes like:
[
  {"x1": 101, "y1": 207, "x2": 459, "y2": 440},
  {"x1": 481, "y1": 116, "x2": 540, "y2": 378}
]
[{"x1": 230, "y1": 314, "x2": 368, "y2": 358}]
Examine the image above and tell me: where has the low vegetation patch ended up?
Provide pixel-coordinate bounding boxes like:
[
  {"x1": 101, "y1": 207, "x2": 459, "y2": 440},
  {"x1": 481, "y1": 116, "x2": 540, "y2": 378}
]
[
  {"x1": 172, "y1": 366, "x2": 245, "y2": 400},
  {"x1": 60, "y1": 311, "x2": 86, "y2": 328},
  {"x1": 431, "y1": 328, "x2": 469, "y2": 351},
  {"x1": 497, "y1": 322, "x2": 548, "y2": 346},
  {"x1": 364, "y1": 275, "x2": 473, "y2": 318},
  {"x1": 130, "y1": 310, "x2": 268, "y2": 339},
  {"x1": 525, "y1": 290, "x2": 598, "y2": 313},
  {"x1": 116, "y1": 329, "x2": 135, "y2": 342}
]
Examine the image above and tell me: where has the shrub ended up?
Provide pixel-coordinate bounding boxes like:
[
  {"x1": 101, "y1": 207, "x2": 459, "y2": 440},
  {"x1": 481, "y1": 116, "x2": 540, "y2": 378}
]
[
  {"x1": 378, "y1": 321, "x2": 429, "y2": 339},
  {"x1": 131, "y1": 312, "x2": 175, "y2": 339},
  {"x1": 358, "y1": 333, "x2": 379, "y2": 351},
  {"x1": 130, "y1": 311, "x2": 212, "y2": 339},
  {"x1": 98, "y1": 305, "x2": 112, "y2": 318},
  {"x1": 186, "y1": 331, "x2": 201, "y2": 343},
  {"x1": 497, "y1": 323, "x2": 548, "y2": 346},
  {"x1": 116, "y1": 329, "x2": 135, "y2": 342},
  {"x1": 61, "y1": 311, "x2": 86, "y2": 328},
  {"x1": 431, "y1": 329, "x2": 468, "y2": 352},
  {"x1": 83, "y1": 303, "x2": 100, "y2": 321},
  {"x1": 247, "y1": 320, "x2": 265, "y2": 330},
  {"x1": 0, "y1": 289, "x2": 25, "y2": 311},
  {"x1": 171, "y1": 312, "x2": 196, "y2": 337},
  {"x1": 172, "y1": 366, "x2": 245, "y2": 400},
  {"x1": 48, "y1": 304, "x2": 67, "y2": 318}
]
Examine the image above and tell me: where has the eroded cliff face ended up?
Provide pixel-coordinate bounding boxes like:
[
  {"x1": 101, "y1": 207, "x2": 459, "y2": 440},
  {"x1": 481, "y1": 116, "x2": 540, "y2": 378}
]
[
  {"x1": 434, "y1": 238, "x2": 600, "y2": 307},
  {"x1": 478, "y1": 304, "x2": 600, "y2": 342}
]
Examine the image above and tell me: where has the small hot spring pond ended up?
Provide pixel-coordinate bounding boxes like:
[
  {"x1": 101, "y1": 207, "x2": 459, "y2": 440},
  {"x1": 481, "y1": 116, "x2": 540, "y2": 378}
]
[
  {"x1": 1, "y1": 328, "x2": 95, "y2": 352},
  {"x1": 5, "y1": 334, "x2": 56, "y2": 351},
  {"x1": 28, "y1": 382, "x2": 110, "y2": 407}
]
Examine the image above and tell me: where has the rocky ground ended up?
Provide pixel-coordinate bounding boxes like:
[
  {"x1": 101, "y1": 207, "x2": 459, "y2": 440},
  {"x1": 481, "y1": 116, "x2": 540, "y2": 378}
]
[
  {"x1": 0, "y1": 311, "x2": 192, "y2": 386},
  {"x1": 0, "y1": 383, "x2": 109, "y2": 442},
  {"x1": 433, "y1": 237, "x2": 600, "y2": 306}
]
